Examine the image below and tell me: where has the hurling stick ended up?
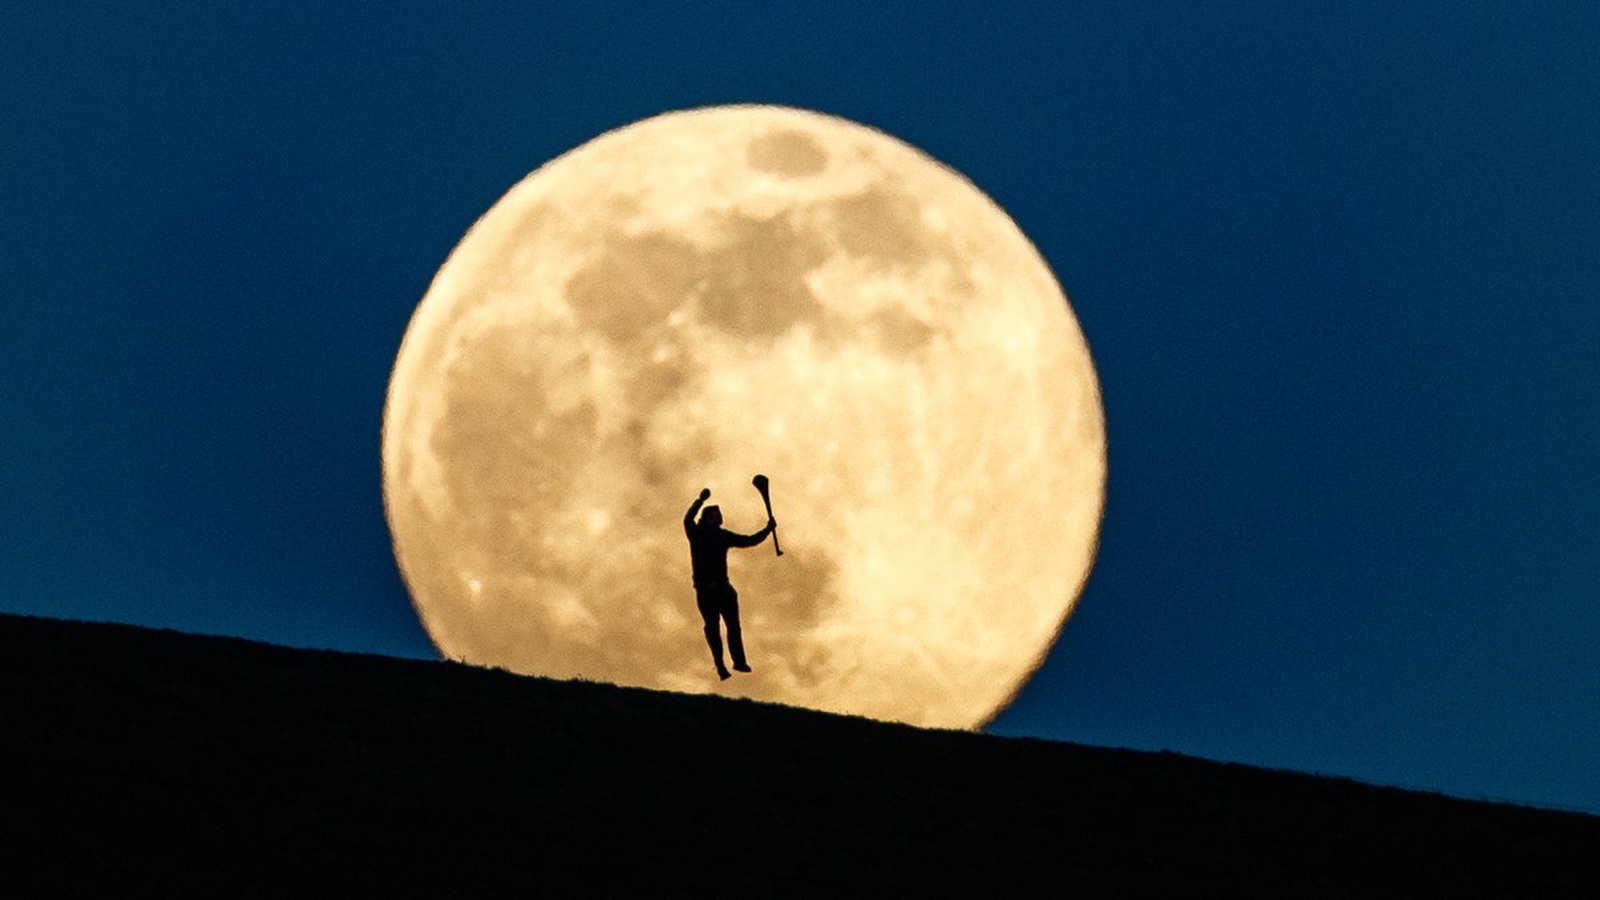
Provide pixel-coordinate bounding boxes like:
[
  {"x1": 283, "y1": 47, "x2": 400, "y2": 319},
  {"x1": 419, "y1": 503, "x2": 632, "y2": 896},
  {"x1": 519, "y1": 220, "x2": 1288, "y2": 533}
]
[{"x1": 752, "y1": 474, "x2": 782, "y2": 557}]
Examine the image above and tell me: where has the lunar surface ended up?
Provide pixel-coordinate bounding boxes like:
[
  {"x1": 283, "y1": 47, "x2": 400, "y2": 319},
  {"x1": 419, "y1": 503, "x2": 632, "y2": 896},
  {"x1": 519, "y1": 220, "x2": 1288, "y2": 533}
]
[{"x1": 382, "y1": 105, "x2": 1105, "y2": 728}]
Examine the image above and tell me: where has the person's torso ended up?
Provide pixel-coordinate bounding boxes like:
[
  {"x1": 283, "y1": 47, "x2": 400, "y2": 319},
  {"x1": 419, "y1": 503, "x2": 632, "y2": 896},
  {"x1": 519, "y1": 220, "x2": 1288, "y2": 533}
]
[{"x1": 688, "y1": 528, "x2": 731, "y2": 586}]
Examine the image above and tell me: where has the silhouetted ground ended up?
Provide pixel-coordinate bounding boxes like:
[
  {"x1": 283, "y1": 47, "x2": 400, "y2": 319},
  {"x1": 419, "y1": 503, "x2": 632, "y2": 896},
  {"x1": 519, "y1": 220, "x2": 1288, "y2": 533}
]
[{"x1": 1, "y1": 613, "x2": 1596, "y2": 895}]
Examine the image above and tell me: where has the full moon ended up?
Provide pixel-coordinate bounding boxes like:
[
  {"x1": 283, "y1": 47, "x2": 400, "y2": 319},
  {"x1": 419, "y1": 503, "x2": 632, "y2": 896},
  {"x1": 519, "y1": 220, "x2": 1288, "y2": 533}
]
[{"x1": 382, "y1": 105, "x2": 1105, "y2": 729}]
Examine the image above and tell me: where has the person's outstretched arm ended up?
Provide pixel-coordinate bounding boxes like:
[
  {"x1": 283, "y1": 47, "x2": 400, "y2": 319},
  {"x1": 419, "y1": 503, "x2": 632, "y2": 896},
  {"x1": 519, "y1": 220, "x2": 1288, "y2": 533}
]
[
  {"x1": 684, "y1": 489, "x2": 710, "y2": 538},
  {"x1": 724, "y1": 519, "x2": 776, "y2": 549}
]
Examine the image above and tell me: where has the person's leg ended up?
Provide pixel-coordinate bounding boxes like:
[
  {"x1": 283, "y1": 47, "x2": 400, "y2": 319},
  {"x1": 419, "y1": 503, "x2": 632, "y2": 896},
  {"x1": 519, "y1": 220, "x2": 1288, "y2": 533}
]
[
  {"x1": 696, "y1": 587, "x2": 730, "y2": 679},
  {"x1": 723, "y1": 586, "x2": 750, "y2": 672}
]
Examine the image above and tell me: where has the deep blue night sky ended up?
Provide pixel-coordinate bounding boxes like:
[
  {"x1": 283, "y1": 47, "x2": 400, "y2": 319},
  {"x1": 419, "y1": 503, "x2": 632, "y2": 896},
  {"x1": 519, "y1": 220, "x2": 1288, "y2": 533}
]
[{"x1": 5, "y1": 4, "x2": 1598, "y2": 812}]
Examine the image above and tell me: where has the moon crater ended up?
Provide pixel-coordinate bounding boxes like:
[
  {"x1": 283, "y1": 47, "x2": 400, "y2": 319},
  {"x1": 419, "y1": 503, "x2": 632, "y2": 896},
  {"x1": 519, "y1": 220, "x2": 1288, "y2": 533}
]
[{"x1": 746, "y1": 129, "x2": 829, "y2": 177}]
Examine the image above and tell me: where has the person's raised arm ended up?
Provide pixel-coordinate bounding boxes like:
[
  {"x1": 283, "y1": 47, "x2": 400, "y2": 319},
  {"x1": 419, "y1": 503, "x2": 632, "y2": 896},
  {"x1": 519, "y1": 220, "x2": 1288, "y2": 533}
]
[
  {"x1": 724, "y1": 518, "x2": 775, "y2": 549},
  {"x1": 684, "y1": 488, "x2": 710, "y2": 537}
]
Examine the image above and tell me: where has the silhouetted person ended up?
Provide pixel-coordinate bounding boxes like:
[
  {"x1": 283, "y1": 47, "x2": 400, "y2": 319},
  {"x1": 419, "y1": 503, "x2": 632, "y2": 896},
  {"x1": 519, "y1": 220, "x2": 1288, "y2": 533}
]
[{"x1": 684, "y1": 488, "x2": 776, "y2": 680}]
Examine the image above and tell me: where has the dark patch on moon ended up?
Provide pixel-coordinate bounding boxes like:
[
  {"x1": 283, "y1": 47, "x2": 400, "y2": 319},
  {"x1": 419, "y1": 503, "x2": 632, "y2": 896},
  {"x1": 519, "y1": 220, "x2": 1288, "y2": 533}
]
[
  {"x1": 829, "y1": 186, "x2": 935, "y2": 265},
  {"x1": 565, "y1": 231, "x2": 702, "y2": 343},
  {"x1": 561, "y1": 225, "x2": 719, "y2": 480},
  {"x1": 628, "y1": 355, "x2": 697, "y2": 417},
  {"x1": 942, "y1": 264, "x2": 978, "y2": 304},
  {"x1": 565, "y1": 215, "x2": 829, "y2": 345},
  {"x1": 738, "y1": 544, "x2": 841, "y2": 687},
  {"x1": 431, "y1": 325, "x2": 598, "y2": 521},
  {"x1": 561, "y1": 187, "x2": 968, "y2": 356},
  {"x1": 698, "y1": 213, "x2": 828, "y2": 339},
  {"x1": 868, "y1": 305, "x2": 937, "y2": 356},
  {"x1": 746, "y1": 129, "x2": 828, "y2": 177}
]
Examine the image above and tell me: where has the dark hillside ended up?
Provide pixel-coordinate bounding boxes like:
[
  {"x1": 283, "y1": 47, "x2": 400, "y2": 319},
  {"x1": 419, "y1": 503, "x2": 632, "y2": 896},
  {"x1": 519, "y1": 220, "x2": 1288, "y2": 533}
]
[{"x1": 1, "y1": 613, "x2": 1595, "y2": 895}]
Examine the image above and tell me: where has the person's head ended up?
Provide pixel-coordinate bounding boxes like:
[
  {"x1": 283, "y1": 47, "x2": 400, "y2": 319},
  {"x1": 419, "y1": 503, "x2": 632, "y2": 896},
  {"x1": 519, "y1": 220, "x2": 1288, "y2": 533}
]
[{"x1": 699, "y1": 505, "x2": 722, "y2": 528}]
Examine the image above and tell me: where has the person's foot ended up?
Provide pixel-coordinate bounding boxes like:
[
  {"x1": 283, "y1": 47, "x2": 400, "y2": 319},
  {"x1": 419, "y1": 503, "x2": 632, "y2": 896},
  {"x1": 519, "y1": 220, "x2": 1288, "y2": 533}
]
[
  {"x1": 717, "y1": 666, "x2": 732, "y2": 681},
  {"x1": 732, "y1": 662, "x2": 752, "y2": 673}
]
